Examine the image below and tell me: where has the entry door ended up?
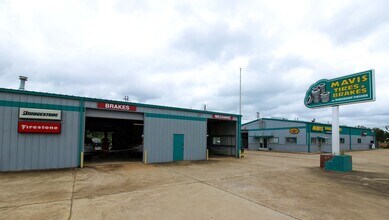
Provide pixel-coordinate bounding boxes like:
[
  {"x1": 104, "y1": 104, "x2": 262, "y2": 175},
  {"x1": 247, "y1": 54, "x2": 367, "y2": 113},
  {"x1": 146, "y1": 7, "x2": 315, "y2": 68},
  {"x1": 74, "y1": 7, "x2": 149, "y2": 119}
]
[
  {"x1": 173, "y1": 134, "x2": 184, "y2": 161},
  {"x1": 264, "y1": 138, "x2": 268, "y2": 148}
]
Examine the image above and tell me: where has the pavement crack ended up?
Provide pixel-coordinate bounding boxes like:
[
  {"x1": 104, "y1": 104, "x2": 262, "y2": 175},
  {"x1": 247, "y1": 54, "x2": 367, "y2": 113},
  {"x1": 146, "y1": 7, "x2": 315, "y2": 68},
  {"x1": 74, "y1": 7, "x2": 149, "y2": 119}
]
[
  {"x1": 0, "y1": 199, "x2": 70, "y2": 210},
  {"x1": 68, "y1": 169, "x2": 77, "y2": 220}
]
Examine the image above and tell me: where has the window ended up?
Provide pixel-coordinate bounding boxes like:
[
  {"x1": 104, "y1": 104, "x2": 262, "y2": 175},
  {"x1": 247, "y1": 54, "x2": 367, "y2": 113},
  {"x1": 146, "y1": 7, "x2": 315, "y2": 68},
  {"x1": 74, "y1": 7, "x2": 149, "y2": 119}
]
[
  {"x1": 311, "y1": 137, "x2": 317, "y2": 144},
  {"x1": 317, "y1": 138, "x2": 326, "y2": 144},
  {"x1": 357, "y1": 138, "x2": 361, "y2": 144},
  {"x1": 269, "y1": 137, "x2": 279, "y2": 144},
  {"x1": 286, "y1": 137, "x2": 297, "y2": 144},
  {"x1": 213, "y1": 137, "x2": 221, "y2": 145},
  {"x1": 340, "y1": 138, "x2": 345, "y2": 144}
]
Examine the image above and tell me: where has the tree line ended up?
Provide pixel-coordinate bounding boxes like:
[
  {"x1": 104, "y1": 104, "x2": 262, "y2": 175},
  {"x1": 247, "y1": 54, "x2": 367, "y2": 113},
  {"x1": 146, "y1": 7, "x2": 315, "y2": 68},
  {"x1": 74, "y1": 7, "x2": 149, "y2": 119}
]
[{"x1": 372, "y1": 126, "x2": 389, "y2": 142}]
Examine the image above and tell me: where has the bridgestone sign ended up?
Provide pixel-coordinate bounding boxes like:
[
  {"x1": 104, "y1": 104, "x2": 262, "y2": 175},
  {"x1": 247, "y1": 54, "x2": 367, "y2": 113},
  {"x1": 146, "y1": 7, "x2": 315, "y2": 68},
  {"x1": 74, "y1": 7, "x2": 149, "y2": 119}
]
[
  {"x1": 19, "y1": 108, "x2": 62, "y2": 120},
  {"x1": 304, "y1": 70, "x2": 375, "y2": 108}
]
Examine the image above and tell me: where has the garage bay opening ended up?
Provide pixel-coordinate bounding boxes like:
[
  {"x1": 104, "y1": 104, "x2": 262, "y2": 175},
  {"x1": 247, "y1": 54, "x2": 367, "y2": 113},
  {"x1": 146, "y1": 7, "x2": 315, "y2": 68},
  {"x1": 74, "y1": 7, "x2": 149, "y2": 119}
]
[
  {"x1": 84, "y1": 117, "x2": 144, "y2": 163},
  {"x1": 207, "y1": 119, "x2": 237, "y2": 157}
]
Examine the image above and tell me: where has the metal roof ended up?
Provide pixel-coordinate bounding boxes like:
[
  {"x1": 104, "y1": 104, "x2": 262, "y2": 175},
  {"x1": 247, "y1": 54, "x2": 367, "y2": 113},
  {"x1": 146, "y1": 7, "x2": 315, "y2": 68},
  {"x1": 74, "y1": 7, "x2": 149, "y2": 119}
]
[
  {"x1": 242, "y1": 117, "x2": 373, "y2": 131},
  {"x1": 0, "y1": 87, "x2": 240, "y2": 117}
]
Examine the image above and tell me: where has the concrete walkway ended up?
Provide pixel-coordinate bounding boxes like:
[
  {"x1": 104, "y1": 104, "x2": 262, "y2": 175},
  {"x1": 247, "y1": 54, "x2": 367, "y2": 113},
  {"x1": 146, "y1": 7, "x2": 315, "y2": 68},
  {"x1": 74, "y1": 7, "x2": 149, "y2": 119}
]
[{"x1": 1, "y1": 150, "x2": 388, "y2": 219}]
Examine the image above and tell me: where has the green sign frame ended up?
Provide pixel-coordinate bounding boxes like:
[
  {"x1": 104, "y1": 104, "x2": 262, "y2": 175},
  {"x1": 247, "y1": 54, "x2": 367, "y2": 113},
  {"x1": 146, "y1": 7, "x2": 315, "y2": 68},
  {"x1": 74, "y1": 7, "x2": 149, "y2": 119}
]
[{"x1": 304, "y1": 70, "x2": 375, "y2": 108}]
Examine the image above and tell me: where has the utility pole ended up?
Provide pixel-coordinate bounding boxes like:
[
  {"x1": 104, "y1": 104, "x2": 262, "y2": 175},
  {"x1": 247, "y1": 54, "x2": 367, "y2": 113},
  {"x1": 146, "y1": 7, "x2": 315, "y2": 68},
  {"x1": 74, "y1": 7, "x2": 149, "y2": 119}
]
[{"x1": 239, "y1": 67, "x2": 242, "y2": 115}]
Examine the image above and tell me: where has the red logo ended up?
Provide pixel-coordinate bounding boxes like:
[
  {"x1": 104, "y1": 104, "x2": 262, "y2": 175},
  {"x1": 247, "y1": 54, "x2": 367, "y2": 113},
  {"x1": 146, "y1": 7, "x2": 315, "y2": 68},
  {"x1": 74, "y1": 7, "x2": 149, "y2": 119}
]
[
  {"x1": 18, "y1": 121, "x2": 61, "y2": 134},
  {"x1": 212, "y1": 115, "x2": 233, "y2": 120},
  {"x1": 97, "y1": 102, "x2": 137, "y2": 111}
]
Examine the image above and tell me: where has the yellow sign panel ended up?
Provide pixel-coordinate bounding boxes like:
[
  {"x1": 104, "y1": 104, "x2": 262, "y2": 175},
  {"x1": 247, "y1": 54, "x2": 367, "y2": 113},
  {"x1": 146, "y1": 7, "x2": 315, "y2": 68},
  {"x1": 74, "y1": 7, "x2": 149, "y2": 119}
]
[
  {"x1": 289, "y1": 128, "x2": 300, "y2": 134},
  {"x1": 312, "y1": 125, "x2": 341, "y2": 132}
]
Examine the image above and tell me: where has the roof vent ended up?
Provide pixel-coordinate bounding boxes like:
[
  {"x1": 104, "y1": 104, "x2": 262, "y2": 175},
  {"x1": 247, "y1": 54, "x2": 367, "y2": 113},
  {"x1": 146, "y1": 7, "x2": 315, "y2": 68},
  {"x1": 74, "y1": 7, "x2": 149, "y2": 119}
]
[{"x1": 19, "y1": 76, "x2": 28, "y2": 90}]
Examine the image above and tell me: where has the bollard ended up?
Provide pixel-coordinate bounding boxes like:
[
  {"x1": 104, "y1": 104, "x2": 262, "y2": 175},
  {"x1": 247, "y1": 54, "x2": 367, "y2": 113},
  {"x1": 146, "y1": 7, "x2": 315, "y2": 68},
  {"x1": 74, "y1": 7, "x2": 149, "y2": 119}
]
[{"x1": 80, "y1": 152, "x2": 84, "y2": 168}]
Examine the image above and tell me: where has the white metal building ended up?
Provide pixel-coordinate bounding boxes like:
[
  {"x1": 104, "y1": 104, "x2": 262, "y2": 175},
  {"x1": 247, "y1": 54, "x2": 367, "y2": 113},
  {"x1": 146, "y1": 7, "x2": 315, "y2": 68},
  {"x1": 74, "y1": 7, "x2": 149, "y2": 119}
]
[
  {"x1": 242, "y1": 118, "x2": 375, "y2": 153},
  {"x1": 0, "y1": 87, "x2": 241, "y2": 171}
]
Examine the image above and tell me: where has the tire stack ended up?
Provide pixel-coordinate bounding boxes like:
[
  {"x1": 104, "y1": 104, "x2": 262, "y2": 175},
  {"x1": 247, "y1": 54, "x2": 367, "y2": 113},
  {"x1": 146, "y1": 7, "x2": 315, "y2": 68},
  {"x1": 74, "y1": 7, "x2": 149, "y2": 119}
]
[{"x1": 306, "y1": 83, "x2": 331, "y2": 105}]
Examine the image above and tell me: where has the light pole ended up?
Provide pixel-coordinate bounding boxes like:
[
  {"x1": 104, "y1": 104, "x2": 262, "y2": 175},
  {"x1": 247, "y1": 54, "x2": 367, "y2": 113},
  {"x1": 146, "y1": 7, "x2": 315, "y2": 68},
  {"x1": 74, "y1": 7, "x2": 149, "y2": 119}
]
[{"x1": 239, "y1": 68, "x2": 242, "y2": 115}]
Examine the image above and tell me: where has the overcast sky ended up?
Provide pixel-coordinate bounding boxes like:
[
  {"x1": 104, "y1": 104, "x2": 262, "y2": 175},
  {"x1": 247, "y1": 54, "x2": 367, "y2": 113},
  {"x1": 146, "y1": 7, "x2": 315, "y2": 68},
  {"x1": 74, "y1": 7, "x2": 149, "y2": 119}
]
[{"x1": 1, "y1": 0, "x2": 388, "y2": 128}]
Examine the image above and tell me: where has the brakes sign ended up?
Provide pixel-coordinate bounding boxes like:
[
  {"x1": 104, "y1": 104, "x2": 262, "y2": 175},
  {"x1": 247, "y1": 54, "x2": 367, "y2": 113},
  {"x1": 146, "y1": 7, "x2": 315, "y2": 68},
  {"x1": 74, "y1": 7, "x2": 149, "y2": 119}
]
[
  {"x1": 18, "y1": 121, "x2": 61, "y2": 134},
  {"x1": 97, "y1": 102, "x2": 137, "y2": 111}
]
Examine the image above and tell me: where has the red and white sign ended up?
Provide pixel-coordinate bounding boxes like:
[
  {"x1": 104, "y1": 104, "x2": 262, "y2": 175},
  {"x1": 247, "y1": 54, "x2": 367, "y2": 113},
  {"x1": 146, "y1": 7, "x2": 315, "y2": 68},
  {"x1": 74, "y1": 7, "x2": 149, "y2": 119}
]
[
  {"x1": 97, "y1": 102, "x2": 137, "y2": 111},
  {"x1": 212, "y1": 114, "x2": 234, "y2": 120},
  {"x1": 18, "y1": 121, "x2": 61, "y2": 134}
]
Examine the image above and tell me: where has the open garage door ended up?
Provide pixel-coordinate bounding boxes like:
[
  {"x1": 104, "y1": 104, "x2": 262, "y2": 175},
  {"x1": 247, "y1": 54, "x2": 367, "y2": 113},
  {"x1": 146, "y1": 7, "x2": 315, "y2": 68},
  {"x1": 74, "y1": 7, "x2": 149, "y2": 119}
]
[
  {"x1": 207, "y1": 119, "x2": 237, "y2": 157},
  {"x1": 84, "y1": 109, "x2": 144, "y2": 164}
]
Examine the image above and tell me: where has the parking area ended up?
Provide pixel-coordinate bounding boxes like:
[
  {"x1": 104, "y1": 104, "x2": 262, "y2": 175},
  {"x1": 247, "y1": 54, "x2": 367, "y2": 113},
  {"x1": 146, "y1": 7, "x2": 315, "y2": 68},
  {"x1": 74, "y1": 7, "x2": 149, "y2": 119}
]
[{"x1": 1, "y1": 150, "x2": 388, "y2": 219}]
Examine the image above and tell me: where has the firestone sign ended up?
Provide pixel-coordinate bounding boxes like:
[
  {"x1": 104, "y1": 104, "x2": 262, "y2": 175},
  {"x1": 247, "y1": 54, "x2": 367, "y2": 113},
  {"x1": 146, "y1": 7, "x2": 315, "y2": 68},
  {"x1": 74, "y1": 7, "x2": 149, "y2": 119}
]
[
  {"x1": 97, "y1": 102, "x2": 137, "y2": 111},
  {"x1": 304, "y1": 70, "x2": 375, "y2": 108},
  {"x1": 18, "y1": 121, "x2": 61, "y2": 134}
]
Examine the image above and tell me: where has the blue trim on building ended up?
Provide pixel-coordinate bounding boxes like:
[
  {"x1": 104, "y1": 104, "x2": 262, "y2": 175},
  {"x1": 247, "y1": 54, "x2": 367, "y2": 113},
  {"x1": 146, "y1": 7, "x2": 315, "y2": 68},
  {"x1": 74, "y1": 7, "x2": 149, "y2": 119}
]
[
  {"x1": 306, "y1": 123, "x2": 311, "y2": 153},
  {"x1": 0, "y1": 100, "x2": 81, "y2": 112},
  {"x1": 246, "y1": 126, "x2": 306, "y2": 131}
]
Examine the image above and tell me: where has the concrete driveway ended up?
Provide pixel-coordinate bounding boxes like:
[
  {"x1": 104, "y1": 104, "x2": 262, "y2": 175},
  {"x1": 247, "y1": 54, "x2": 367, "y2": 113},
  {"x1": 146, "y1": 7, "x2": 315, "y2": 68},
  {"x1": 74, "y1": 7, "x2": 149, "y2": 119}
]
[{"x1": 1, "y1": 150, "x2": 388, "y2": 219}]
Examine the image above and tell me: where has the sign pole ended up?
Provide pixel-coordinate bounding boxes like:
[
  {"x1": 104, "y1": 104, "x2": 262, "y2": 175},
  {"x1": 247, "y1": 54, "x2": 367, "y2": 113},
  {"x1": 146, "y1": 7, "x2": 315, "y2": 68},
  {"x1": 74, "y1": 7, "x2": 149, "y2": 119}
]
[
  {"x1": 239, "y1": 67, "x2": 242, "y2": 115},
  {"x1": 332, "y1": 106, "x2": 340, "y2": 155},
  {"x1": 305, "y1": 70, "x2": 375, "y2": 172}
]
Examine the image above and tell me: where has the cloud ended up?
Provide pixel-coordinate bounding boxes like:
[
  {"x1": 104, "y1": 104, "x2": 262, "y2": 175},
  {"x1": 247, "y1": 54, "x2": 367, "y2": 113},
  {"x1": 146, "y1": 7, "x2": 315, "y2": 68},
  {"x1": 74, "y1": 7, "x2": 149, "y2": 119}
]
[
  {"x1": 173, "y1": 22, "x2": 254, "y2": 61},
  {"x1": 0, "y1": 0, "x2": 388, "y2": 129},
  {"x1": 322, "y1": 0, "x2": 389, "y2": 44}
]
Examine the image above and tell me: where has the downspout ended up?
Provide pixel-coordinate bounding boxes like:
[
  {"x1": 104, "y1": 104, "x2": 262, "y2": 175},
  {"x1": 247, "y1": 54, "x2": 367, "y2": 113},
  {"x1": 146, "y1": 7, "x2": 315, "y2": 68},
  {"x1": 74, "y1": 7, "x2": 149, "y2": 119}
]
[
  {"x1": 349, "y1": 128, "x2": 352, "y2": 151},
  {"x1": 78, "y1": 98, "x2": 85, "y2": 167},
  {"x1": 306, "y1": 123, "x2": 310, "y2": 153},
  {"x1": 237, "y1": 116, "x2": 242, "y2": 158}
]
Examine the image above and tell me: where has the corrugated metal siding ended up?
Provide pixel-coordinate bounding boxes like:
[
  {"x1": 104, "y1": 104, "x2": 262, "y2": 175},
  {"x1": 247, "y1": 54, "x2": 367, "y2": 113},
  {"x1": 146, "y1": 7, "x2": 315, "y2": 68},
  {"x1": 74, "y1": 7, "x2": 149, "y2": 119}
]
[
  {"x1": 245, "y1": 119, "x2": 375, "y2": 153},
  {"x1": 85, "y1": 101, "x2": 238, "y2": 121},
  {"x1": 269, "y1": 129, "x2": 307, "y2": 152},
  {"x1": 1, "y1": 91, "x2": 239, "y2": 170},
  {"x1": 144, "y1": 116, "x2": 207, "y2": 163},
  {"x1": 243, "y1": 120, "x2": 264, "y2": 130},
  {"x1": 263, "y1": 119, "x2": 306, "y2": 128},
  {"x1": 0, "y1": 92, "x2": 80, "y2": 171},
  {"x1": 351, "y1": 135, "x2": 372, "y2": 150},
  {"x1": 86, "y1": 100, "x2": 237, "y2": 162}
]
